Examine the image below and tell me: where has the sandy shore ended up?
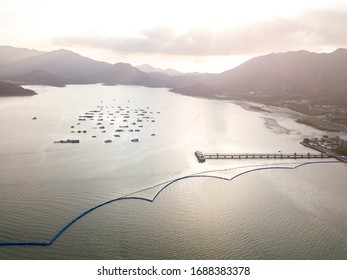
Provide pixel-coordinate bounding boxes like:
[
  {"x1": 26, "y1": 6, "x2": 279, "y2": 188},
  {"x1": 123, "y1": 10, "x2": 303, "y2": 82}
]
[
  {"x1": 232, "y1": 100, "x2": 347, "y2": 134},
  {"x1": 232, "y1": 100, "x2": 304, "y2": 118},
  {"x1": 262, "y1": 117, "x2": 293, "y2": 134}
]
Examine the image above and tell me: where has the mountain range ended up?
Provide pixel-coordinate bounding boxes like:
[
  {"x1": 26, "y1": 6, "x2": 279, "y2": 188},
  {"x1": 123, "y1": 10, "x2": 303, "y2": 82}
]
[
  {"x1": 172, "y1": 49, "x2": 347, "y2": 106},
  {"x1": 212, "y1": 48, "x2": 347, "y2": 100},
  {"x1": 0, "y1": 46, "x2": 346, "y2": 106}
]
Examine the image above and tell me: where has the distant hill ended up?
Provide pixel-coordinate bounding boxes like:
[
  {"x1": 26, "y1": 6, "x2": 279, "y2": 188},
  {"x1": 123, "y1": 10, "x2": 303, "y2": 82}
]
[
  {"x1": 0, "y1": 81, "x2": 36, "y2": 96},
  {"x1": 172, "y1": 49, "x2": 347, "y2": 105},
  {"x1": 0, "y1": 48, "x2": 110, "y2": 81},
  {"x1": 0, "y1": 46, "x2": 44, "y2": 64},
  {"x1": 4, "y1": 69, "x2": 72, "y2": 87},
  {"x1": 170, "y1": 83, "x2": 217, "y2": 97},
  {"x1": 137, "y1": 64, "x2": 183, "y2": 76},
  {"x1": 90, "y1": 62, "x2": 167, "y2": 87}
]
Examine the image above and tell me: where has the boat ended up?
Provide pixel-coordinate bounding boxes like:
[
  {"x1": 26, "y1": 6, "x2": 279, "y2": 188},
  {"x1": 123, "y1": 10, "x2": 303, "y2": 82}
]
[
  {"x1": 104, "y1": 140, "x2": 112, "y2": 143},
  {"x1": 54, "y1": 139, "x2": 80, "y2": 144},
  {"x1": 131, "y1": 138, "x2": 139, "y2": 142}
]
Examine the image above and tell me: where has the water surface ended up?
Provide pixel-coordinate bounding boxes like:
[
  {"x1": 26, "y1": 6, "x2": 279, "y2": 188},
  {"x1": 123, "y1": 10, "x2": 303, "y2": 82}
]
[{"x1": 0, "y1": 85, "x2": 346, "y2": 259}]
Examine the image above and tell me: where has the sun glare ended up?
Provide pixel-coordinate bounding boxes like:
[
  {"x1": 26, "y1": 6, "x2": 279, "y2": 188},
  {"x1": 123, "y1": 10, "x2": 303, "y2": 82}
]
[
  {"x1": 0, "y1": 0, "x2": 345, "y2": 72},
  {"x1": 21, "y1": 0, "x2": 311, "y2": 39}
]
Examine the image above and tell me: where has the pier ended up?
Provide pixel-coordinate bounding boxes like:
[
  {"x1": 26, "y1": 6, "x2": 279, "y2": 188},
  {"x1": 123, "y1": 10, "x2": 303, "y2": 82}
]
[
  {"x1": 195, "y1": 151, "x2": 332, "y2": 163},
  {"x1": 300, "y1": 141, "x2": 347, "y2": 163}
]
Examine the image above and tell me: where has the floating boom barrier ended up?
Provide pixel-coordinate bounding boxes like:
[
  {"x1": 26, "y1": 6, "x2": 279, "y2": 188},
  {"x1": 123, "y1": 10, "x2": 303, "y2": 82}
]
[{"x1": 0, "y1": 160, "x2": 339, "y2": 246}]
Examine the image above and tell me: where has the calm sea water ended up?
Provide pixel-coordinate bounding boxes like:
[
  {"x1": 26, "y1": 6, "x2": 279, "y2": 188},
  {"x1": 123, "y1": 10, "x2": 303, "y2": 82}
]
[{"x1": 0, "y1": 84, "x2": 346, "y2": 259}]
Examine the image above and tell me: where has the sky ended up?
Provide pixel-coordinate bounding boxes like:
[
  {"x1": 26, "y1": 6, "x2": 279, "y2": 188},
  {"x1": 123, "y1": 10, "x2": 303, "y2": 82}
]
[{"x1": 1, "y1": 0, "x2": 347, "y2": 73}]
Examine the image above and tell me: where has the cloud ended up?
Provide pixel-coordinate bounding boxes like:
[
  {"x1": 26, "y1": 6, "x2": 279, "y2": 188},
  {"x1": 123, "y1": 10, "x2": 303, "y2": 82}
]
[
  {"x1": 52, "y1": 8, "x2": 347, "y2": 56},
  {"x1": 301, "y1": 9, "x2": 347, "y2": 44}
]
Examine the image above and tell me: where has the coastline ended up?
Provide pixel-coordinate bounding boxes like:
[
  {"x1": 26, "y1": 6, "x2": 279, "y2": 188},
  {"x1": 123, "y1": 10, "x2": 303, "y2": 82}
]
[
  {"x1": 232, "y1": 100, "x2": 347, "y2": 134},
  {"x1": 263, "y1": 117, "x2": 293, "y2": 135}
]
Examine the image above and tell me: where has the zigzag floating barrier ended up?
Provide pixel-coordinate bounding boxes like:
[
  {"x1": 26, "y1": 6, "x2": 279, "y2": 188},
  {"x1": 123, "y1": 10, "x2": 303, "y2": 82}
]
[{"x1": 0, "y1": 160, "x2": 339, "y2": 246}]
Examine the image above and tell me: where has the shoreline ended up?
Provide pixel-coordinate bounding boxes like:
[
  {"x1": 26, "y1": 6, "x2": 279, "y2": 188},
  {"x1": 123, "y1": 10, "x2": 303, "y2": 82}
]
[
  {"x1": 263, "y1": 117, "x2": 293, "y2": 135},
  {"x1": 231, "y1": 99, "x2": 347, "y2": 134}
]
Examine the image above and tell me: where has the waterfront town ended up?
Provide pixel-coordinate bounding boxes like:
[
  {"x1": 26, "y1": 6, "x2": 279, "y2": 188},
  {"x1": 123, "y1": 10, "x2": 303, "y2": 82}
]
[{"x1": 301, "y1": 135, "x2": 347, "y2": 162}]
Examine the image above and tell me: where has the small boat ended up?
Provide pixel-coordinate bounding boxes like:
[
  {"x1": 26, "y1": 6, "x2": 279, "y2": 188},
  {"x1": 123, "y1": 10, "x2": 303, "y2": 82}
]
[
  {"x1": 131, "y1": 138, "x2": 139, "y2": 142},
  {"x1": 104, "y1": 140, "x2": 112, "y2": 143},
  {"x1": 54, "y1": 139, "x2": 80, "y2": 144}
]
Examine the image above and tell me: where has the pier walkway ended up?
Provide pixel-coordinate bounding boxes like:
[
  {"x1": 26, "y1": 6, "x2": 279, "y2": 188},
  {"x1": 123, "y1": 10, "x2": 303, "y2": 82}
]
[{"x1": 195, "y1": 151, "x2": 332, "y2": 163}]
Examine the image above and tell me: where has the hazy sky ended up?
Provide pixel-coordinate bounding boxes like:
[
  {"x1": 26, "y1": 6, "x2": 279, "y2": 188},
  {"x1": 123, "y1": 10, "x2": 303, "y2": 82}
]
[{"x1": 1, "y1": 0, "x2": 347, "y2": 72}]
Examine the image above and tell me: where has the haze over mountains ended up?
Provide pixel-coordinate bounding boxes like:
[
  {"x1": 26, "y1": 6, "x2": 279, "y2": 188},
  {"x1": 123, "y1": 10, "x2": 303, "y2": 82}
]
[
  {"x1": 0, "y1": 45, "x2": 346, "y2": 106},
  {"x1": 136, "y1": 64, "x2": 184, "y2": 76},
  {"x1": 0, "y1": 46, "x2": 44, "y2": 65},
  {"x1": 0, "y1": 46, "x2": 201, "y2": 88}
]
